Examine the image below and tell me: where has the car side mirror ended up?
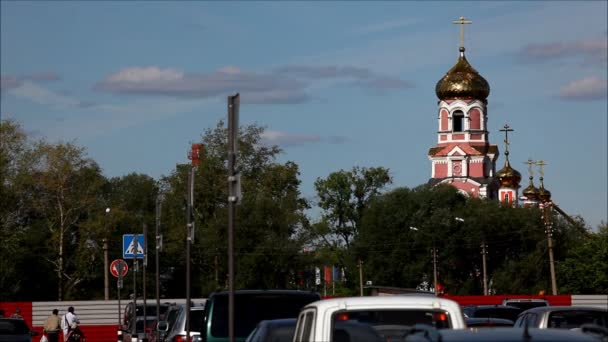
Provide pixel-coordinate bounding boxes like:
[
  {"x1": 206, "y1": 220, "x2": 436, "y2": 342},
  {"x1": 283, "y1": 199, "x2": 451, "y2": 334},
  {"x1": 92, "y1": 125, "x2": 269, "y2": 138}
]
[{"x1": 157, "y1": 321, "x2": 169, "y2": 332}]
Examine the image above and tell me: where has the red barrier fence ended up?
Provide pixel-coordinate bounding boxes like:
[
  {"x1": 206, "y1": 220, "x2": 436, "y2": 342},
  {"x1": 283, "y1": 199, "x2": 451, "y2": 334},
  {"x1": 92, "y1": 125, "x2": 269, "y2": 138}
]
[
  {"x1": 2, "y1": 295, "x2": 605, "y2": 342},
  {"x1": 442, "y1": 294, "x2": 572, "y2": 306}
]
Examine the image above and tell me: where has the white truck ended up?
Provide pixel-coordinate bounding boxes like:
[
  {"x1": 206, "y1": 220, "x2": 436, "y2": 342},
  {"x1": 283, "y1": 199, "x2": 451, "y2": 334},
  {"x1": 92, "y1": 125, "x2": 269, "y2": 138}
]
[{"x1": 292, "y1": 296, "x2": 466, "y2": 342}]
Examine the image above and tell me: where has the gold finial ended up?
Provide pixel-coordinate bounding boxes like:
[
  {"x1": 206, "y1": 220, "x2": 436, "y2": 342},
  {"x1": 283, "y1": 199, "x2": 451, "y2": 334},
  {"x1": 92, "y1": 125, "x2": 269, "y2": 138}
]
[
  {"x1": 499, "y1": 124, "x2": 514, "y2": 155},
  {"x1": 525, "y1": 159, "x2": 535, "y2": 177},
  {"x1": 536, "y1": 160, "x2": 547, "y2": 178},
  {"x1": 452, "y1": 16, "x2": 472, "y2": 50}
]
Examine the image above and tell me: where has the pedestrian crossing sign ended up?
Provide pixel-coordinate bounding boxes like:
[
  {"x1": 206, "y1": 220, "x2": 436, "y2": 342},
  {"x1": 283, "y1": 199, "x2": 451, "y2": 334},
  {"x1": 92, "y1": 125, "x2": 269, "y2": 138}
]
[{"x1": 123, "y1": 234, "x2": 145, "y2": 259}]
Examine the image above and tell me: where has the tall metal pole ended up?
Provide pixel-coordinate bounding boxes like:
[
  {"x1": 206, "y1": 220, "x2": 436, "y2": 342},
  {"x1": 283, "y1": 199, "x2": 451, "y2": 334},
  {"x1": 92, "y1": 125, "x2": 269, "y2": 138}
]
[
  {"x1": 155, "y1": 195, "x2": 162, "y2": 326},
  {"x1": 432, "y1": 245, "x2": 438, "y2": 294},
  {"x1": 132, "y1": 233, "x2": 138, "y2": 339},
  {"x1": 104, "y1": 207, "x2": 111, "y2": 300},
  {"x1": 143, "y1": 223, "x2": 148, "y2": 341},
  {"x1": 103, "y1": 238, "x2": 109, "y2": 300},
  {"x1": 481, "y1": 240, "x2": 488, "y2": 295},
  {"x1": 186, "y1": 166, "x2": 194, "y2": 340},
  {"x1": 358, "y1": 260, "x2": 363, "y2": 296},
  {"x1": 227, "y1": 93, "x2": 240, "y2": 342}
]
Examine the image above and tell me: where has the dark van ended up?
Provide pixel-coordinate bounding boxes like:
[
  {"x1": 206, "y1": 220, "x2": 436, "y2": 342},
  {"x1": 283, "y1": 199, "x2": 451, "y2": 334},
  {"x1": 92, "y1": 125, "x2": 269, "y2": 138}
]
[{"x1": 201, "y1": 289, "x2": 321, "y2": 342}]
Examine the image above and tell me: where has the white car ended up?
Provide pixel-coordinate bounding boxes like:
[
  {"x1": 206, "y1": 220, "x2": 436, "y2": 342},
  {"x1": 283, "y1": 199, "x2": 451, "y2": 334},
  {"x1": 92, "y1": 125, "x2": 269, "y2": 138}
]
[{"x1": 292, "y1": 296, "x2": 466, "y2": 342}]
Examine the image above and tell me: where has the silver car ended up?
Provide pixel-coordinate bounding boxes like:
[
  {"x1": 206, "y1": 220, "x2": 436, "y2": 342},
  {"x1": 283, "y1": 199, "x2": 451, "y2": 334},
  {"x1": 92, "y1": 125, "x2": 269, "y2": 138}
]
[
  {"x1": 514, "y1": 306, "x2": 607, "y2": 330},
  {"x1": 157, "y1": 304, "x2": 206, "y2": 342}
]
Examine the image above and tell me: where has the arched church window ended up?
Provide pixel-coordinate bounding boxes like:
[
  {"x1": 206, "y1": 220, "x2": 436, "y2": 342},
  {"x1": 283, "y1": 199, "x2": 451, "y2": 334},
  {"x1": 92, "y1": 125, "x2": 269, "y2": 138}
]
[{"x1": 452, "y1": 110, "x2": 464, "y2": 132}]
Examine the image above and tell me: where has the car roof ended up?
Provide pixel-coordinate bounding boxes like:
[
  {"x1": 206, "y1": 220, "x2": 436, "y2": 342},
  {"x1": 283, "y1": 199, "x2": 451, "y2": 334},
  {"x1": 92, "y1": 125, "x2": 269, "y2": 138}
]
[
  {"x1": 302, "y1": 295, "x2": 463, "y2": 312},
  {"x1": 257, "y1": 318, "x2": 298, "y2": 327},
  {"x1": 519, "y1": 306, "x2": 608, "y2": 314},
  {"x1": 406, "y1": 327, "x2": 600, "y2": 342}
]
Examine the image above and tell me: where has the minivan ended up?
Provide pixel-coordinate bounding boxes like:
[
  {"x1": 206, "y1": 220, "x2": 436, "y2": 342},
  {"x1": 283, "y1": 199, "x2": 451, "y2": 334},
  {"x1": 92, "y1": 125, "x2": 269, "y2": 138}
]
[{"x1": 200, "y1": 289, "x2": 321, "y2": 342}]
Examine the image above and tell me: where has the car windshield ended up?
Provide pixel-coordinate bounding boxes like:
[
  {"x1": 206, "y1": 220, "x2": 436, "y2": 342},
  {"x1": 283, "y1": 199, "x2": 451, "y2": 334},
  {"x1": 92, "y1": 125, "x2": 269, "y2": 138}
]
[
  {"x1": 331, "y1": 309, "x2": 452, "y2": 340},
  {"x1": 548, "y1": 310, "x2": 608, "y2": 329},
  {"x1": 505, "y1": 301, "x2": 547, "y2": 311},
  {"x1": 135, "y1": 304, "x2": 170, "y2": 317},
  {"x1": 469, "y1": 307, "x2": 520, "y2": 321},
  {"x1": 0, "y1": 319, "x2": 30, "y2": 335}
]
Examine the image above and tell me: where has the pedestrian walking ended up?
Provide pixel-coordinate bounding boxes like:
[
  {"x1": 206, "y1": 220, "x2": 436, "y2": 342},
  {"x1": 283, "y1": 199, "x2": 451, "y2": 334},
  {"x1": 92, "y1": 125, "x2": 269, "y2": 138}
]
[
  {"x1": 10, "y1": 307, "x2": 23, "y2": 319},
  {"x1": 43, "y1": 309, "x2": 61, "y2": 342},
  {"x1": 61, "y1": 307, "x2": 80, "y2": 342}
]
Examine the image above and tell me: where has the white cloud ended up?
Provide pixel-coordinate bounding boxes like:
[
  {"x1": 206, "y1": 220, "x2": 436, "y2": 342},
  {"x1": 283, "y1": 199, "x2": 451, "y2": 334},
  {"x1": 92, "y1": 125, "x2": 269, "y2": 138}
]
[
  {"x1": 107, "y1": 66, "x2": 185, "y2": 83},
  {"x1": 261, "y1": 130, "x2": 348, "y2": 147},
  {"x1": 559, "y1": 76, "x2": 607, "y2": 100},
  {"x1": 8, "y1": 81, "x2": 84, "y2": 108}
]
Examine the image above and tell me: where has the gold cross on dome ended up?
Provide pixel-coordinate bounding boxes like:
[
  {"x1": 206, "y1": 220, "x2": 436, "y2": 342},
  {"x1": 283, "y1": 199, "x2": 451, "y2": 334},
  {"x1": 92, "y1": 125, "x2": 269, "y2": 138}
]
[
  {"x1": 536, "y1": 160, "x2": 548, "y2": 178},
  {"x1": 499, "y1": 124, "x2": 514, "y2": 153},
  {"x1": 525, "y1": 159, "x2": 535, "y2": 177},
  {"x1": 452, "y1": 16, "x2": 472, "y2": 49}
]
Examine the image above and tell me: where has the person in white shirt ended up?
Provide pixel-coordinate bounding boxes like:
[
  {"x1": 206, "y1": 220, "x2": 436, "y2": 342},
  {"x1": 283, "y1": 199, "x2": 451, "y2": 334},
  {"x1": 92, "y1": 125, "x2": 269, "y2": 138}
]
[{"x1": 61, "y1": 307, "x2": 80, "y2": 342}]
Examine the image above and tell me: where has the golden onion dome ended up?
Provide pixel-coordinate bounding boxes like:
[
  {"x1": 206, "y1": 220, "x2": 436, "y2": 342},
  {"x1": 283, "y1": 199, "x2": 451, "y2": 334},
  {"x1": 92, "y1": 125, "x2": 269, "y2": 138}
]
[
  {"x1": 522, "y1": 176, "x2": 540, "y2": 201},
  {"x1": 497, "y1": 155, "x2": 522, "y2": 188},
  {"x1": 436, "y1": 47, "x2": 490, "y2": 101},
  {"x1": 538, "y1": 177, "x2": 552, "y2": 202}
]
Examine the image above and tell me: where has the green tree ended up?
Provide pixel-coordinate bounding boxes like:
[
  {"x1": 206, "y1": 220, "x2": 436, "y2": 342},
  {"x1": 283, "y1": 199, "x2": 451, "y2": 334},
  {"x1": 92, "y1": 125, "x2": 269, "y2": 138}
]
[
  {"x1": 22, "y1": 140, "x2": 105, "y2": 300},
  {"x1": 0, "y1": 120, "x2": 31, "y2": 299},
  {"x1": 557, "y1": 223, "x2": 608, "y2": 294},
  {"x1": 313, "y1": 166, "x2": 392, "y2": 249},
  {"x1": 160, "y1": 121, "x2": 310, "y2": 295}
]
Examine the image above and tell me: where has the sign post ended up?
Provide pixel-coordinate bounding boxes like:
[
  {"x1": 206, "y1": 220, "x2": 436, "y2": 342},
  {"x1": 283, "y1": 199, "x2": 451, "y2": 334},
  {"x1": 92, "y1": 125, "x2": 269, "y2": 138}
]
[{"x1": 111, "y1": 259, "x2": 128, "y2": 332}]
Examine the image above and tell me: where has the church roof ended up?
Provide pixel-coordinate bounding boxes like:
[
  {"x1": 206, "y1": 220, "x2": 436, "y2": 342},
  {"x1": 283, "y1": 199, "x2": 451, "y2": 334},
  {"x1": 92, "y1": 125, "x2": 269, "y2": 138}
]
[
  {"x1": 435, "y1": 48, "x2": 490, "y2": 101},
  {"x1": 428, "y1": 143, "x2": 498, "y2": 157}
]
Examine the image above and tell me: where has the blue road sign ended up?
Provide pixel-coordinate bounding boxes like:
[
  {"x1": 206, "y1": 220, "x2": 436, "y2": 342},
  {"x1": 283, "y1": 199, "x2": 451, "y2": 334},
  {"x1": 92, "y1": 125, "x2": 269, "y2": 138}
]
[{"x1": 123, "y1": 234, "x2": 145, "y2": 259}]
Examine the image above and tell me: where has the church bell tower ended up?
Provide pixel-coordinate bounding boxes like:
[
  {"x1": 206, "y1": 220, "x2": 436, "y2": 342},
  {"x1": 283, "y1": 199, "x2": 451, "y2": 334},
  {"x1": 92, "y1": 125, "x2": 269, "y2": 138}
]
[{"x1": 428, "y1": 16, "x2": 499, "y2": 199}]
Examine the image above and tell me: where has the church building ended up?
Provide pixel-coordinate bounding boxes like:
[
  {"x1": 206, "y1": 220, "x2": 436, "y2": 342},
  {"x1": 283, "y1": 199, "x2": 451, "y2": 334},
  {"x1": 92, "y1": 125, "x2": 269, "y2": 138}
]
[{"x1": 427, "y1": 17, "x2": 500, "y2": 200}]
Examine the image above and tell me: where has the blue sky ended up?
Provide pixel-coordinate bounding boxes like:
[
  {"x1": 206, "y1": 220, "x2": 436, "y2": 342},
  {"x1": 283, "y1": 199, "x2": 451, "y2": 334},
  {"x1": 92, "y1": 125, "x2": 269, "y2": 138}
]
[{"x1": 1, "y1": 1, "x2": 606, "y2": 228}]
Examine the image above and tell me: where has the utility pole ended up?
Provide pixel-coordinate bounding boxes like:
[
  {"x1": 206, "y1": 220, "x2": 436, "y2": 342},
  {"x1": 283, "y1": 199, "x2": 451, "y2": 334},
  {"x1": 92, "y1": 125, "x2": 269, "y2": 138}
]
[
  {"x1": 431, "y1": 246, "x2": 438, "y2": 294},
  {"x1": 186, "y1": 143, "x2": 203, "y2": 341},
  {"x1": 537, "y1": 160, "x2": 557, "y2": 295},
  {"x1": 543, "y1": 203, "x2": 558, "y2": 295},
  {"x1": 481, "y1": 240, "x2": 488, "y2": 295},
  {"x1": 227, "y1": 93, "x2": 240, "y2": 342},
  {"x1": 155, "y1": 195, "x2": 163, "y2": 327},
  {"x1": 358, "y1": 259, "x2": 363, "y2": 296}
]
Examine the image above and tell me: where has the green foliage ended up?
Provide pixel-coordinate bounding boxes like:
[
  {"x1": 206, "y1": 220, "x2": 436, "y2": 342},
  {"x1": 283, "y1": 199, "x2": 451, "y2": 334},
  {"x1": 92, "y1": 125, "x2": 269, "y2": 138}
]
[
  {"x1": 557, "y1": 223, "x2": 608, "y2": 294},
  {"x1": 2, "y1": 118, "x2": 607, "y2": 299}
]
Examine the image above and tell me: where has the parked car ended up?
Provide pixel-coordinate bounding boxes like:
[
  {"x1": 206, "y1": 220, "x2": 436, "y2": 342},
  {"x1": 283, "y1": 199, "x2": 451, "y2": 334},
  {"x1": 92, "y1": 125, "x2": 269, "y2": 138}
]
[
  {"x1": 244, "y1": 318, "x2": 297, "y2": 342},
  {"x1": 501, "y1": 298, "x2": 549, "y2": 312},
  {"x1": 159, "y1": 304, "x2": 206, "y2": 342},
  {"x1": 0, "y1": 318, "x2": 38, "y2": 342},
  {"x1": 292, "y1": 295, "x2": 467, "y2": 342},
  {"x1": 201, "y1": 289, "x2": 321, "y2": 342},
  {"x1": 402, "y1": 326, "x2": 604, "y2": 342},
  {"x1": 123, "y1": 302, "x2": 173, "y2": 328},
  {"x1": 462, "y1": 304, "x2": 522, "y2": 322},
  {"x1": 514, "y1": 306, "x2": 608, "y2": 330}
]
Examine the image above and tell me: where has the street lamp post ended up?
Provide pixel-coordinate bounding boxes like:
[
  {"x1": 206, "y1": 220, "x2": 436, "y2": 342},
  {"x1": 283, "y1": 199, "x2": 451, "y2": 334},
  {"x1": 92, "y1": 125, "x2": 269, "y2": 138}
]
[
  {"x1": 104, "y1": 207, "x2": 111, "y2": 301},
  {"x1": 410, "y1": 226, "x2": 438, "y2": 294},
  {"x1": 481, "y1": 240, "x2": 488, "y2": 295}
]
